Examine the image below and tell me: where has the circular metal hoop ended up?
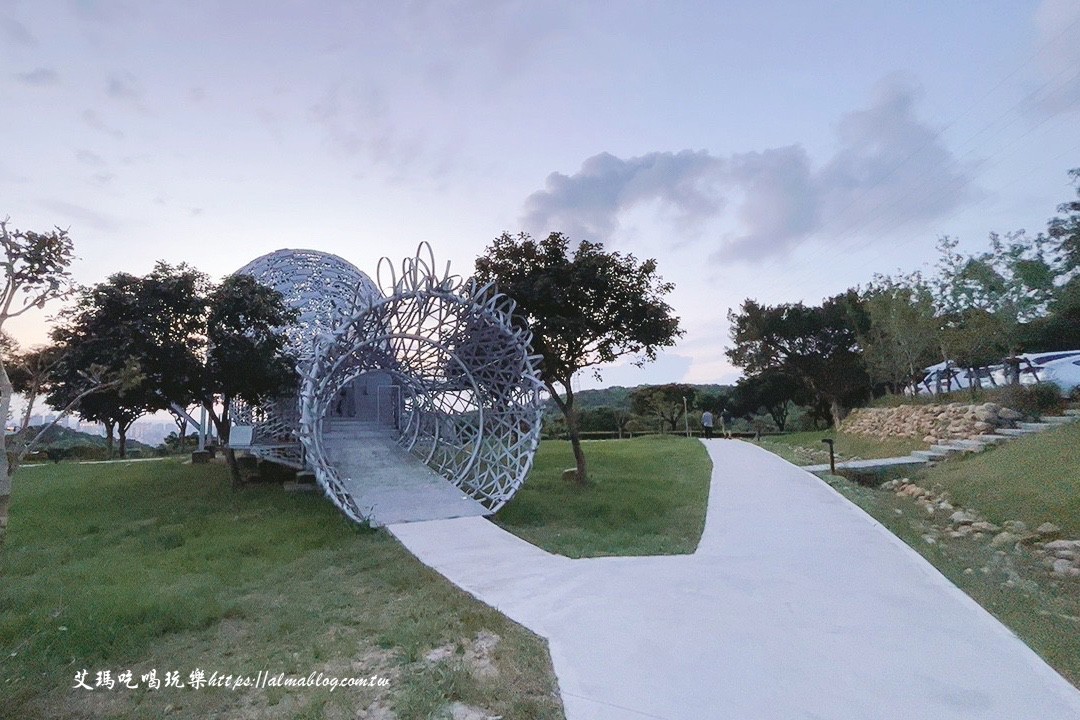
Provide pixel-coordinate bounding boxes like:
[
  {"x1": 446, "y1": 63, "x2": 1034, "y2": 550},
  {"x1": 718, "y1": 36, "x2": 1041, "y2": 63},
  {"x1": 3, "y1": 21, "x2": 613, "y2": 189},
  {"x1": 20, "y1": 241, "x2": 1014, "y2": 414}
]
[{"x1": 237, "y1": 245, "x2": 545, "y2": 523}]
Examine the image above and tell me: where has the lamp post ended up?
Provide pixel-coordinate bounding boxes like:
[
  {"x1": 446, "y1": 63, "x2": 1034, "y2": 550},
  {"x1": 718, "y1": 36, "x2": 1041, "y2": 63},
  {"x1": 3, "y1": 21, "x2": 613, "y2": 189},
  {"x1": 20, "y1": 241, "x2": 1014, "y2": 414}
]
[{"x1": 821, "y1": 438, "x2": 835, "y2": 475}]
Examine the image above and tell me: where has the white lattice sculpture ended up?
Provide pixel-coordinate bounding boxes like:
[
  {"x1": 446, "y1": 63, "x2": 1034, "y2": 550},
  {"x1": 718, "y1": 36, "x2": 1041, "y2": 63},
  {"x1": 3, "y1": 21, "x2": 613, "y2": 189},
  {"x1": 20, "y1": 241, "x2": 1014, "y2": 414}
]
[{"x1": 235, "y1": 245, "x2": 545, "y2": 524}]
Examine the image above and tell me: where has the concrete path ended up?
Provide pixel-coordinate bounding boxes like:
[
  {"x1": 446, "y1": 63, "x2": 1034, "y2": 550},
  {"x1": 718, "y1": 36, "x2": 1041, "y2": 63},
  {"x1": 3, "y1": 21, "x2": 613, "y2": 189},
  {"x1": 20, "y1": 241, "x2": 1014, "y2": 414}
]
[
  {"x1": 323, "y1": 420, "x2": 488, "y2": 526},
  {"x1": 390, "y1": 440, "x2": 1080, "y2": 719}
]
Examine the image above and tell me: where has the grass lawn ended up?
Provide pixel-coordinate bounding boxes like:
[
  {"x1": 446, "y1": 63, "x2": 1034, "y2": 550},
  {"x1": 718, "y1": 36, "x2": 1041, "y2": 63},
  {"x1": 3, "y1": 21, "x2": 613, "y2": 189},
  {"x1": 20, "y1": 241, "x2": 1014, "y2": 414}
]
[
  {"x1": 756, "y1": 430, "x2": 925, "y2": 466},
  {"x1": 494, "y1": 436, "x2": 712, "y2": 558},
  {"x1": 0, "y1": 459, "x2": 564, "y2": 720},
  {"x1": 917, "y1": 422, "x2": 1080, "y2": 536},
  {"x1": 821, "y1": 471, "x2": 1080, "y2": 688}
]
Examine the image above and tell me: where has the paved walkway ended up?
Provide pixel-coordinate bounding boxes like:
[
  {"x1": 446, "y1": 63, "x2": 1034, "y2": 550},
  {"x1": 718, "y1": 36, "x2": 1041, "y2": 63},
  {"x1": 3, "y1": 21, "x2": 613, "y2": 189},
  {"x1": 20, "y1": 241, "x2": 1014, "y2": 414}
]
[{"x1": 389, "y1": 440, "x2": 1080, "y2": 719}]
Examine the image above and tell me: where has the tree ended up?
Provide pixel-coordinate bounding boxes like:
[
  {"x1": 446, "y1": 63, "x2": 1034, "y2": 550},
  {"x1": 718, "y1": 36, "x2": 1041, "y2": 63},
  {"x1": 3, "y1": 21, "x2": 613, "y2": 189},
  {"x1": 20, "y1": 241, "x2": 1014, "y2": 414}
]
[
  {"x1": 199, "y1": 274, "x2": 298, "y2": 487},
  {"x1": 629, "y1": 383, "x2": 696, "y2": 433},
  {"x1": 1047, "y1": 167, "x2": 1080, "y2": 274},
  {"x1": 726, "y1": 291, "x2": 871, "y2": 426},
  {"x1": 49, "y1": 263, "x2": 209, "y2": 457},
  {"x1": 859, "y1": 272, "x2": 939, "y2": 393},
  {"x1": 0, "y1": 220, "x2": 76, "y2": 538},
  {"x1": 475, "y1": 232, "x2": 682, "y2": 483},
  {"x1": 733, "y1": 370, "x2": 803, "y2": 431}
]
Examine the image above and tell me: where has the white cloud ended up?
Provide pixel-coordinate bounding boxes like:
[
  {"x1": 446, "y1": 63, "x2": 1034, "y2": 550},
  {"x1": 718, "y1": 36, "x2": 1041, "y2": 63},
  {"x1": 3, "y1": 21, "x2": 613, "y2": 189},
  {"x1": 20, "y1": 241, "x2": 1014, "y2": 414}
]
[{"x1": 520, "y1": 80, "x2": 978, "y2": 262}]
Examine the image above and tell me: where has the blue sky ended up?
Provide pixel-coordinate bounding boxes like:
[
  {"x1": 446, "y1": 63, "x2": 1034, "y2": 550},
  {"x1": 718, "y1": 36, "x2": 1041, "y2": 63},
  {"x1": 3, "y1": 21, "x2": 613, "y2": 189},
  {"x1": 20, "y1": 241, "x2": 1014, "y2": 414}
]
[{"x1": 3, "y1": 0, "x2": 1079, "y2": 390}]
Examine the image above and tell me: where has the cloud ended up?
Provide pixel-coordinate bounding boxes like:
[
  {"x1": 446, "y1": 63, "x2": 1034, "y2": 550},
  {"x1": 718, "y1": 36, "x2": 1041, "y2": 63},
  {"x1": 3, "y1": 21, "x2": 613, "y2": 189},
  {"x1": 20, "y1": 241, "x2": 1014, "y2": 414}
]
[
  {"x1": 0, "y1": 15, "x2": 35, "y2": 46},
  {"x1": 106, "y1": 72, "x2": 141, "y2": 100},
  {"x1": 521, "y1": 80, "x2": 978, "y2": 262},
  {"x1": 1034, "y1": 0, "x2": 1080, "y2": 113},
  {"x1": 14, "y1": 67, "x2": 59, "y2": 86},
  {"x1": 75, "y1": 149, "x2": 107, "y2": 167},
  {"x1": 522, "y1": 151, "x2": 726, "y2": 240},
  {"x1": 40, "y1": 200, "x2": 119, "y2": 232},
  {"x1": 81, "y1": 109, "x2": 124, "y2": 139}
]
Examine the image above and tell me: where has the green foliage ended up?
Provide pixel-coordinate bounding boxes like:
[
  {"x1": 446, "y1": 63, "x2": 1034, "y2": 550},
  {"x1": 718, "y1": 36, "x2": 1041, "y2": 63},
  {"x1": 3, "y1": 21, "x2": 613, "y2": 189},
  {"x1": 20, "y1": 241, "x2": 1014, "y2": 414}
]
[
  {"x1": 992, "y1": 383, "x2": 1064, "y2": 418},
  {"x1": 495, "y1": 436, "x2": 711, "y2": 557},
  {"x1": 726, "y1": 291, "x2": 870, "y2": 425},
  {"x1": 629, "y1": 383, "x2": 696, "y2": 432},
  {"x1": 860, "y1": 272, "x2": 940, "y2": 391},
  {"x1": 475, "y1": 231, "x2": 682, "y2": 480}
]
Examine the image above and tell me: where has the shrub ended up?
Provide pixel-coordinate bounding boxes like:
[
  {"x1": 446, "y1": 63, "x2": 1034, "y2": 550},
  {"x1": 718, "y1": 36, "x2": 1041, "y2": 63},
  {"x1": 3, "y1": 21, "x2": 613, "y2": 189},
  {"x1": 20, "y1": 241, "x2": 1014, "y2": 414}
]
[{"x1": 994, "y1": 384, "x2": 1064, "y2": 418}]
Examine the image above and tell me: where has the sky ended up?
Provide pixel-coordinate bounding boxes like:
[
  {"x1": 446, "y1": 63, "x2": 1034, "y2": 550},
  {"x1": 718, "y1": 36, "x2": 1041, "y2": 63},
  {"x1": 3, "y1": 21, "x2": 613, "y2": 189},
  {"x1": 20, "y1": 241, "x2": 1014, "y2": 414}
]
[{"x1": 3, "y1": 0, "x2": 1079, "y2": 392}]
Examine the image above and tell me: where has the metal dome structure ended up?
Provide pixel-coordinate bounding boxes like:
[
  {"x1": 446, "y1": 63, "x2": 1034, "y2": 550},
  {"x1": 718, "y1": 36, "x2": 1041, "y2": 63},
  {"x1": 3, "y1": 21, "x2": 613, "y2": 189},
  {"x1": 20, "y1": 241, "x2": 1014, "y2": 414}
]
[{"x1": 234, "y1": 245, "x2": 545, "y2": 525}]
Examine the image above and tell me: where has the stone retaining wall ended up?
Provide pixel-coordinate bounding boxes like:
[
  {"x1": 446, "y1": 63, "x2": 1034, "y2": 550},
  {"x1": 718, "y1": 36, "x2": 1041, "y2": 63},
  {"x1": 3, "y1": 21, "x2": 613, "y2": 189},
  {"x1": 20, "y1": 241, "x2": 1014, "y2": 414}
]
[{"x1": 840, "y1": 402, "x2": 1022, "y2": 443}]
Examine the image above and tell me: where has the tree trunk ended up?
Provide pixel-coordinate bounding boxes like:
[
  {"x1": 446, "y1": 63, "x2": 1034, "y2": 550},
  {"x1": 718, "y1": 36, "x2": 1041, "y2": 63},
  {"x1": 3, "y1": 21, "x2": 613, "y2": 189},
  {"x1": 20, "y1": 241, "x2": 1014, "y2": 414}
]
[
  {"x1": 829, "y1": 399, "x2": 845, "y2": 428},
  {"x1": 212, "y1": 399, "x2": 244, "y2": 489},
  {"x1": 546, "y1": 380, "x2": 587, "y2": 484},
  {"x1": 118, "y1": 423, "x2": 129, "y2": 458},
  {"x1": 567, "y1": 411, "x2": 588, "y2": 485},
  {"x1": 0, "y1": 360, "x2": 13, "y2": 540},
  {"x1": 104, "y1": 420, "x2": 115, "y2": 457}
]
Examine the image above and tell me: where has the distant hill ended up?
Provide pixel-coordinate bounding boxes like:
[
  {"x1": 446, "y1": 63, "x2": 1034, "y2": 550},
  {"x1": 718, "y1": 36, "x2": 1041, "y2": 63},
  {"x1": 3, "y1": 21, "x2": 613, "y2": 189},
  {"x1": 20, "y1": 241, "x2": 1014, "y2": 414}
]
[
  {"x1": 545, "y1": 384, "x2": 734, "y2": 415},
  {"x1": 7, "y1": 424, "x2": 155, "y2": 452}
]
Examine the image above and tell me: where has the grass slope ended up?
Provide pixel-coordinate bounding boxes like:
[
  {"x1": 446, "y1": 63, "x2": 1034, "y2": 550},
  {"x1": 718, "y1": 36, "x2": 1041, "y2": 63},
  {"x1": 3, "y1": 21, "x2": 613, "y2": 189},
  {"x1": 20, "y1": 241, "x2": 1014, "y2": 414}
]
[
  {"x1": 0, "y1": 460, "x2": 563, "y2": 720},
  {"x1": 495, "y1": 436, "x2": 712, "y2": 558},
  {"x1": 919, "y1": 422, "x2": 1080, "y2": 536}
]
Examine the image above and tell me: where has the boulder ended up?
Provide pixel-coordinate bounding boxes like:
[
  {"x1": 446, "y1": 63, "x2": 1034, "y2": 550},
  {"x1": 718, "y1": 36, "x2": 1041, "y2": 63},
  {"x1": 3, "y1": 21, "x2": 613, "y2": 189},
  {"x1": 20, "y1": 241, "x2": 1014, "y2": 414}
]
[
  {"x1": 1035, "y1": 522, "x2": 1062, "y2": 538},
  {"x1": 990, "y1": 531, "x2": 1021, "y2": 548},
  {"x1": 949, "y1": 510, "x2": 978, "y2": 525}
]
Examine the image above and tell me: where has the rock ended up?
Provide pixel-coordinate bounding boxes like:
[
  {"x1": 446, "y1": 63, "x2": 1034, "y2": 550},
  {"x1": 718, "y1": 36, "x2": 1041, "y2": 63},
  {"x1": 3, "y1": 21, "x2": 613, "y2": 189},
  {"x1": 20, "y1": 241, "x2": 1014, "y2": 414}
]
[
  {"x1": 950, "y1": 510, "x2": 978, "y2": 525},
  {"x1": 949, "y1": 526, "x2": 973, "y2": 538},
  {"x1": 446, "y1": 703, "x2": 501, "y2": 720},
  {"x1": 971, "y1": 521, "x2": 1000, "y2": 533},
  {"x1": 998, "y1": 408, "x2": 1022, "y2": 421},
  {"x1": 1051, "y1": 558, "x2": 1075, "y2": 577},
  {"x1": 922, "y1": 534, "x2": 937, "y2": 545},
  {"x1": 936, "y1": 501, "x2": 955, "y2": 512},
  {"x1": 923, "y1": 435, "x2": 938, "y2": 444},
  {"x1": 1045, "y1": 539, "x2": 1080, "y2": 552},
  {"x1": 1035, "y1": 522, "x2": 1062, "y2": 537},
  {"x1": 561, "y1": 468, "x2": 579, "y2": 482},
  {"x1": 990, "y1": 531, "x2": 1021, "y2": 548},
  {"x1": 1003, "y1": 520, "x2": 1028, "y2": 534}
]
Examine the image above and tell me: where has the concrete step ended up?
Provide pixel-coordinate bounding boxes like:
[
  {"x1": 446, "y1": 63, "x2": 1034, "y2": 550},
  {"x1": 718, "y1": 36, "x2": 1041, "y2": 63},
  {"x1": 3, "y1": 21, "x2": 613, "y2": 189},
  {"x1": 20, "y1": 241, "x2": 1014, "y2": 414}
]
[
  {"x1": 973, "y1": 434, "x2": 1012, "y2": 443},
  {"x1": 1040, "y1": 415, "x2": 1074, "y2": 424},
  {"x1": 1064, "y1": 408, "x2": 1080, "y2": 417},
  {"x1": 950, "y1": 439, "x2": 992, "y2": 451},
  {"x1": 931, "y1": 443, "x2": 977, "y2": 454},
  {"x1": 1017, "y1": 422, "x2": 1055, "y2": 432},
  {"x1": 996, "y1": 427, "x2": 1040, "y2": 436},
  {"x1": 912, "y1": 449, "x2": 949, "y2": 460}
]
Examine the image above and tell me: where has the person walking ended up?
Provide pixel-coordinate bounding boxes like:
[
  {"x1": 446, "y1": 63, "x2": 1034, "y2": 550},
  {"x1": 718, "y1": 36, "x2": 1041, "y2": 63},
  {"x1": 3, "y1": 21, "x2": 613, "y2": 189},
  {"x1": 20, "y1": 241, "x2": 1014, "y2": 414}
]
[
  {"x1": 701, "y1": 410, "x2": 714, "y2": 439},
  {"x1": 720, "y1": 408, "x2": 733, "y2": 438}
]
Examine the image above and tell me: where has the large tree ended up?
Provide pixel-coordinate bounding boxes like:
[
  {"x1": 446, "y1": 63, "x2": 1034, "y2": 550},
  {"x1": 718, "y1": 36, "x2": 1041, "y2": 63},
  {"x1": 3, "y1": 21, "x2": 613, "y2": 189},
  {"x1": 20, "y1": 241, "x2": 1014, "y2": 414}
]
[
  {"x1": 726, "y1": 291, "x2": 870, "y2": 427},
  {"x1": 0, "y1": 221, "x2": 76, "y2": 537},
  {"x1": 49, "y1": 263, "x2": 209, "y2": 457},
  {"x1": 475, "y1": 232, "x2": 682, "y2": 483},
  {"x1": 200, "y1": 274, "x2": 298, "y2": 487},
  {"x1": 629, "y1": 383, "x2": 696, "y2": 433},
  {"x1": 732, "y1": 370, "x2": 803, "y2": 431},
  {"x1": 859, "y1": 272, "x2": 940, "y2": 393}
]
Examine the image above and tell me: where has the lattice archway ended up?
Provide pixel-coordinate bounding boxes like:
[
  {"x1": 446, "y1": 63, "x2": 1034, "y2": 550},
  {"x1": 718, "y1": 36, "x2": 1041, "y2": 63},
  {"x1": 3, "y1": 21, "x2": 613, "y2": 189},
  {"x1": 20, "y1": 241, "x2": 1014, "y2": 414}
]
[
  {"x1": 234, "y1": 245, "x2": 545, "y2": 525},
  {"x1": 299, "y1": 247, "x2": 545, "y2": 523}
]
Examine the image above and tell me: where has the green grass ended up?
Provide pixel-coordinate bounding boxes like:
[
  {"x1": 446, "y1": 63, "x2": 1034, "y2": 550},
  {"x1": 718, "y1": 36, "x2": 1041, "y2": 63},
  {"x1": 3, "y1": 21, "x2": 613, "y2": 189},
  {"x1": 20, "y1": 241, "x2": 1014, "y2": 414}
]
[
  {"x1": 0, "y1": 460, "x2": 563, "y2": 720},
  {"x1": 916, "y1": 422, "x2": 1080, "y2": 537},
  {"x1": 494, "y1": 436, "x2": 712, "y2": 558},
  {"x1": 756, "y1": 430, "x2": 925, "y2": 466},
  {"x1": 820, "y1": 472, "x2": 1080, "y2": 688}
]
